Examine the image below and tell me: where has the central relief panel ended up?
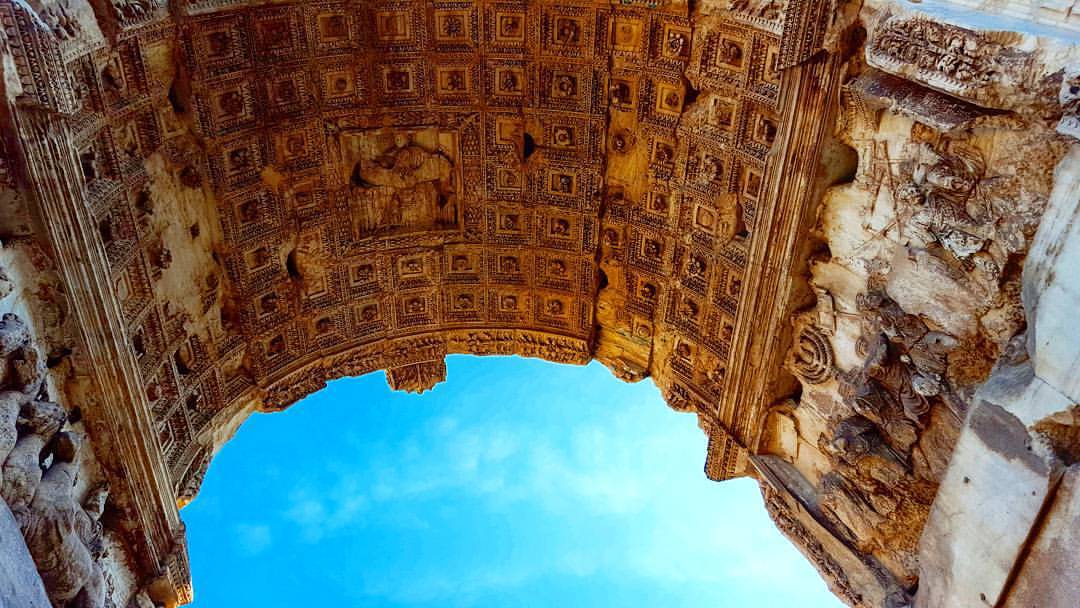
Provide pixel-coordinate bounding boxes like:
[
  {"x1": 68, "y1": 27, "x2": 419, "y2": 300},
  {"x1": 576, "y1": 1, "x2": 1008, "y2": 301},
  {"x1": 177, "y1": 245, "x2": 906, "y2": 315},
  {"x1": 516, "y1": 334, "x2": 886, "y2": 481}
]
[{"x1": 341, "y1": 128, "x2": 462, "y2": 239}]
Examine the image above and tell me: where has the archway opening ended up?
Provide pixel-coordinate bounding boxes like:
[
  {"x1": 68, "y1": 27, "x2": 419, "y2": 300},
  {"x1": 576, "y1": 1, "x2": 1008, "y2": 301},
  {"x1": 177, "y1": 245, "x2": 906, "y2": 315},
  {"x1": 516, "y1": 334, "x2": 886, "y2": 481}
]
[{"x1": 182, "y1": 356, "x2": 841, "y2": 607}]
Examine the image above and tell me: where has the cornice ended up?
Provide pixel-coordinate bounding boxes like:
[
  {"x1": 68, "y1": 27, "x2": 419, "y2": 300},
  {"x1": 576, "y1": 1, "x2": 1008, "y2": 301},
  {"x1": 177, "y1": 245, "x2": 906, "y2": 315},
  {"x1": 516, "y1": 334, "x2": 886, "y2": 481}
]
[
  {"x1": 11, "y1": 107, "x2": 190, "y2": 604},
  {"x1": 721, "y1": 50, "x2": 845, "y2": 452}
]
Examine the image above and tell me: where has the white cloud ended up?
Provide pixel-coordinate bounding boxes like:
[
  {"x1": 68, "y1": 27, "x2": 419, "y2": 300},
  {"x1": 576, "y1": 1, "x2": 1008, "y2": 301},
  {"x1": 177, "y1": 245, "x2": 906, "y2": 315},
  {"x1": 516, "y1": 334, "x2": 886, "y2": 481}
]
[
  {"x1": 284, "y1": 478, "x2": 373, "y2": 542},
  {"x1": 241, "y1": 363, "x2": 841, "y2": 606},
  {"x1": 353, "y1": 561, "x2": 536, "y2": 605},
  {"x1": 235, "y1": 523, "x2": 272, "y2": 556},
  {"x1": 284, "y1": 487, "x2": 334, "y2": 540}
]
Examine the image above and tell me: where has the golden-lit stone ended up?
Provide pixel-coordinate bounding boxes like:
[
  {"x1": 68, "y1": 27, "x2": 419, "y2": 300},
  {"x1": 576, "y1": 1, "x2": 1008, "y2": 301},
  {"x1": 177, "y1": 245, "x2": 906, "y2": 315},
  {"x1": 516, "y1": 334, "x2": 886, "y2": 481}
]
[{"x1": 0, "y1": 0, "x2": 1078, "y2": 606}]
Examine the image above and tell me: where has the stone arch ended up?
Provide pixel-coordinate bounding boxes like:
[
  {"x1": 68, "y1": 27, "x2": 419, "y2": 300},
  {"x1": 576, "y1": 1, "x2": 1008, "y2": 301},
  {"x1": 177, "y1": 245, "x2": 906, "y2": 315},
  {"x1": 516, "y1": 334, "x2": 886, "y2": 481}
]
[
  {"x1": 0, "y1": 0, "x2": 894, "y2": 600},
  {"x1": 1, "y1": 0, "x2": 1077, "y2": 607},
  {"x1": 182, "y1": 331, "x2": 752, "y2": 506}
]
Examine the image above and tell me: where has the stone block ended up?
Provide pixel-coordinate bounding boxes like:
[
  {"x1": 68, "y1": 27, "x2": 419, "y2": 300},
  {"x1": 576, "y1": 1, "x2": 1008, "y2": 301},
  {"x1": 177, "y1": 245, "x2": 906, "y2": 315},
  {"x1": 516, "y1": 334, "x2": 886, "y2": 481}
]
[
  {"x1": 1004, "y1": 464, "x2": 1080, "y2": 607},
  {"x1": 1024, "y1": 147, "x2": 1080, "y2": 405},
  {"x1": 0, "y1": 498, "x2": 50, "y2": 608},
  {"x1": 915, "y1": 401, "x2": 1059, "y2": 608}
]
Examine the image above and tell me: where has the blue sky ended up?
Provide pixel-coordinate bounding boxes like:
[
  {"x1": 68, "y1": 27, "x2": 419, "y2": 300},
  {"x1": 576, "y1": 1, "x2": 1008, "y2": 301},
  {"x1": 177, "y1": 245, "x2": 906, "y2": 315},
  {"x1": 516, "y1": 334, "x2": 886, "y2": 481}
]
[{"x1": 183, "y1": 356, "x2": 842, "y2": 607}]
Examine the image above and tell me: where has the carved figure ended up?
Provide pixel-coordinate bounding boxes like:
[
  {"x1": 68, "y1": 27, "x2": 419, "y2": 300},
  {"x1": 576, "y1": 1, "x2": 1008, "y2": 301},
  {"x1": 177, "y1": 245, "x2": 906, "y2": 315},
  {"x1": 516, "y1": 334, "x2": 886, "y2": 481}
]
[
  {"x1": 76, "y1": 483, "x2": 110, "y2": 561},
  {"x1": 0, "y1": 391, "x2": 24, "y2": 483},
  {"x1": 824, "y1": 416, "x2": 908, "y2": 485},
  {"x1": 828, "y1": 290, "x2": 959, "y2": 471},
  {"x1": 100, "y1": 59, "x2": 125, "y2": 95},
  {"x1": 0, "y1": 314, "x2": 45, "y2": 398},
  {"x1": 23, "y1": 433, "x2": 107, "y2": 608},
  {"x1": 0, "y1": 312, "x2": 31, "y2": 360},
  {"x1": 360, "y1": 305, "x2": 377, "y2": 322},
  {"x1": 266, "y1": 336, "x2": 285, "y2": 357},
  {"x1": 903, "y1": 143, "x2": 989, "y2": 260},
  {"x1": 346, "y1": 131, "x2": 458, "y2": 237},
  {"x1": 149, "y1": 241, "x2": 172, "y2": 272},
  {"x1": 871, "y1": 18, "x2": 1001, "y2": 89},
  {"x1": 726, "y1": 0, "x2": 782, "y2": 20},
  {"x1": 114, "y1": 0, "x2": 154, "y2": 22},
  {"x1": 1, "y1": 399, "x2": 67, "y2": 525},
  {"x1": 867, "y1": 292, "x2": 954, "y2": 404},
  {"x1": 862, "y1": 330, "x2": 928, "y2": 421},
  {"x1": 178, "y1": 166, "x2": 201, "y2": 188},
  {"x1": 0, "y1": 267, "x2": 11, "y2": 301},
  {"x1": 1060, "y1": 70, "x2": 1080, "y2": 138},
  {"x1": 40, "y1": 4, "x2": 81, "y2": 40},
  {"x1": 611, "y1": 81, "x2": 632, "y2": 105}
]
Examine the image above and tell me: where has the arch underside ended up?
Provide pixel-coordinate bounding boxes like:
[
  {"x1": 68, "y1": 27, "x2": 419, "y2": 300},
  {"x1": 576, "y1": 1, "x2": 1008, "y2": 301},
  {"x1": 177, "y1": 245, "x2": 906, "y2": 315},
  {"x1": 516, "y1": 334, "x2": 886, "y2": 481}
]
[
  {"x1": 2, "y1": 0, "x2": 1079, "y2": 606},
  {"x1": 115, "y1": 0, "x2": 834, "y2": 497},
  {"x1": 4, "y1": 0, "x2": 837, "y2": 600}
]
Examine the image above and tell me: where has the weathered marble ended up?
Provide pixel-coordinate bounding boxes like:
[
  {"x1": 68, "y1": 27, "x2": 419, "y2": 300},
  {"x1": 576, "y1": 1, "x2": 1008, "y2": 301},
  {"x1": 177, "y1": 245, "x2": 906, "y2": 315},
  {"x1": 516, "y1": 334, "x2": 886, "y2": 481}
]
[
  {"x1": 23, "y1": 433, "x2": 107, "y2": 608},
  {"x1": 1, "y1": 399, "x2": 66, "y2": 523},
  {"x1": 912, "y1": 127, "x2": 1080, "y2": 608},
  {"x1": 0, "y1": 498, "x2": 50, "y2": 608},
  {"x1": 915, "y1": 398, "x2": 1059, "y2": 608},
  {"x1": 1004, "y1": 464, "x2": 1080, "y2": 608},
  {"x1": 1023, "y1": 147, "x2": 1080, "y2": 405},
  {"x1": 0, "y1": 0, "x2": 1076, "y2": 606}
]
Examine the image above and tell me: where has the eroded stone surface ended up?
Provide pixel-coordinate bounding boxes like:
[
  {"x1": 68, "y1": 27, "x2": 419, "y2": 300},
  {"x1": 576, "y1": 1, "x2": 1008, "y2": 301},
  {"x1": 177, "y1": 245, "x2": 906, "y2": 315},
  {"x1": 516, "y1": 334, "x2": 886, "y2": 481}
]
[
  {"x1": 1004, "y1": 464, "x2": 1080, "y2": 608},
  {"x1": 0, "y1": 0, "x2": 1077, "y2": 606},
  {"x1": 0, "y1": 314, "x2": 122, "y2": 607},
  {"x1": 915, "y1": 400, "x2": 1058, "y2": 608},
  {"x1": 0, "y1": 499, "x2": 50, "y2": 608},
  {"x1": 911, "y1": 126, "x2": 1080, "y2": 608},
  {"x1": 1024, "y1": 147, "x2": 1080, "y2": 405}
]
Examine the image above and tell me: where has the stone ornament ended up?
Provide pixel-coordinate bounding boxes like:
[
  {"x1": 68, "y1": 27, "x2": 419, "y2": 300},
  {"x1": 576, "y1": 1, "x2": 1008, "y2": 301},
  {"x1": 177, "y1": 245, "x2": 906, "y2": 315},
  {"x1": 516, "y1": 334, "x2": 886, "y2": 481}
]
[
  {"x1": 869, "y1": 17, "x2": 1002, "y2": 92},
  {"x1": 23, "y1": 432, "x2": 107, "y2": 608},
  {"x1": 0, "y1": 313, "x2": 45, "y2": 398},
  {"x1": 0, "y1": 315, "x2": 111, "y2": 608},
  {"x1": 1057, "y1": 67, "x2": 1080, "y2": 138},
  {"x1": 385, "y1": 359, "x2": 448, "y2": 395},
  {"x1": 787, "y1": 315, "x2": 835, "y2": 385},
  {"x1": 853, "y1": 292, "x2": 957, "y2": 418},
  {"x1": 0, "y1": 398, "x2": 66, "y2": 523},
  {"x1": 0, "y1": 0, "x2": 1076, "y2": 605}
]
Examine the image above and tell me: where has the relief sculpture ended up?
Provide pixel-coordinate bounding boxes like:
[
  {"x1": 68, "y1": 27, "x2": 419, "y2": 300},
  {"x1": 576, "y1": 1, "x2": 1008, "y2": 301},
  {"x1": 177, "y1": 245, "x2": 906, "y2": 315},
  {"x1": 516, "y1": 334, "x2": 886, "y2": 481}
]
[
  {"x1": 343, "y1": 129, "x2": 460, "y2": 239},
  {"x1": 0, "y1": 0, "x2": 1077, "y2": 606},
  {"x1": 23, "y1": 433, "x2": 107, "y2": 608},
  {"x1": 0, "y1": 314, "x2": 113, "y2": 607}
]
